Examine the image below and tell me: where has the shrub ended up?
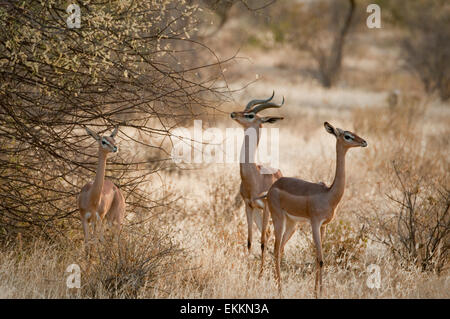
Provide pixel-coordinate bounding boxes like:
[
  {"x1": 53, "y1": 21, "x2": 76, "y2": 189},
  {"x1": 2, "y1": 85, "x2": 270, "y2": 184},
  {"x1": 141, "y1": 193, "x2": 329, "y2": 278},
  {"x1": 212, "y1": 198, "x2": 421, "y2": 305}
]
[
  {"x1": 371, "y1": 162, "x2": 449, "y2": 273},
  {"x1": 0, "y1": 0, "x2": 228, "y2": 241},
  {"x1": 84, "y1": 224, "x2": 181, "y2": 298}
]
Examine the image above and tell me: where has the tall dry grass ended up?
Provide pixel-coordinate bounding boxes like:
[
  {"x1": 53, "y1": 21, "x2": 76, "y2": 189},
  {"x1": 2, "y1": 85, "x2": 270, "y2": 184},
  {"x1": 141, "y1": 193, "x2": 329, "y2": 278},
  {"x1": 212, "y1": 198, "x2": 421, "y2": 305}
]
[
  {"x1": 1, "y1": 20, "x2": 449, "y2": 299},
  {"x1": 0, "y1": 220, "x2": 181, "y2": 298},
  {"x1": 1, "y1": 94, "x2": 448, "y2": 299},
  {"x1": 146, "y1": 91, "x2": 448, "y2": 298}
]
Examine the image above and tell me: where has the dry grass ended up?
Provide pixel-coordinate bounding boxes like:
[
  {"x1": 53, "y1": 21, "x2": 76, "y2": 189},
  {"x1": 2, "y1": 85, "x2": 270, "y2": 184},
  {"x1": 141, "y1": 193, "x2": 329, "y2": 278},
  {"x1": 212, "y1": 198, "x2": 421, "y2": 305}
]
[
  {"x1": 1, "y1": 98, "x2": 448, "y2": 299},
  {"x1": 0, "y1": 220, "x2": 180, "y2": 298},
  {"x1": 1, "y1": 24, "x2": 449, "y2": 299},
  {"x1": 140, "y1": 86, "x2": 448, "y2": 299}
]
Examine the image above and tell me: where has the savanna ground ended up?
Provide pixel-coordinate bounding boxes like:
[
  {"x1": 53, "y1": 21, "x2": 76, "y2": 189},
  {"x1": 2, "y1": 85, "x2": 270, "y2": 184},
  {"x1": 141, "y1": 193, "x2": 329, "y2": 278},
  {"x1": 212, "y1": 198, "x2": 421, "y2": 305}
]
[{"x1": 0, "y1": 4, "x2": 449, "y2": 299}]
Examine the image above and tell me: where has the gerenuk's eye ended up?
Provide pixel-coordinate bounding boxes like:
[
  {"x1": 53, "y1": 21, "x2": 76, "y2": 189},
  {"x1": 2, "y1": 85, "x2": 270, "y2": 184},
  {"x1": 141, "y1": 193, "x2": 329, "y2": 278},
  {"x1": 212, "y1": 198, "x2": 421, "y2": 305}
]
[
  {"x1": 245, "y1": 114, "x2": 255, "y2": 119},
  {"x1": 344, "y1": 135, "x2": 351, "y2": 141},
  {"x1": 102, "y1": 140, "x2": 106, "y2": 145}
]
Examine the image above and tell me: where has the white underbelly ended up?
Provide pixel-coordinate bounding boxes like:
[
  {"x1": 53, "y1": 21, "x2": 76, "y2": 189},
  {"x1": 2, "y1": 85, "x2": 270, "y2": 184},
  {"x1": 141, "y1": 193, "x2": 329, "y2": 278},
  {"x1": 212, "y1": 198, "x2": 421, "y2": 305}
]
[{"x1": 284, "y1": 210, "x2": 310, "y2": 223}]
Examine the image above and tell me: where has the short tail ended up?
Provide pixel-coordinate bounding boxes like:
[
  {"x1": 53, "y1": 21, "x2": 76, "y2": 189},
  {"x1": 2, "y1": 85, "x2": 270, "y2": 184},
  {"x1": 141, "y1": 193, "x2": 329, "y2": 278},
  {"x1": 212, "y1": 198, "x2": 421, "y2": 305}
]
[
  {"x1": 252, "y1": 192, "x2": 268, "y2": 210},
  {"x1": 253, "y1": 191, "x2": 268, "y2": 201}
]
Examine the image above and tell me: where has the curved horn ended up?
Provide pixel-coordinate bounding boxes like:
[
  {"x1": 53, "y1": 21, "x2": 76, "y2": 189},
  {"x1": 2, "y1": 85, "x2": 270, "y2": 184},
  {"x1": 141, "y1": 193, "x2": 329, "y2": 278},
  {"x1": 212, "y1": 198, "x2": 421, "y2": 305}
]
[
  {"x1": 244, "y1": 90, "x2": 275, "y2": 111},
  {"x1": 251, "y1": 96, "x2": 285, "y2": 114}
]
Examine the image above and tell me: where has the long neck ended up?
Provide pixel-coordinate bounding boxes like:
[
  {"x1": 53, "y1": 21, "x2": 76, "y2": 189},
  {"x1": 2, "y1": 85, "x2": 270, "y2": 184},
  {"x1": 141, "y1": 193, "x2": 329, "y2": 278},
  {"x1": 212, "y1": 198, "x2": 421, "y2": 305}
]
[
  {"x1": 329, "y1": 142, "x2": 348, "y2": 207},
  {"x1": 90, "y1": 149, "x2": 107, "y2": 205},
  {"x1": 239, "y1": 126, "x2": 261, "y2": 175}
]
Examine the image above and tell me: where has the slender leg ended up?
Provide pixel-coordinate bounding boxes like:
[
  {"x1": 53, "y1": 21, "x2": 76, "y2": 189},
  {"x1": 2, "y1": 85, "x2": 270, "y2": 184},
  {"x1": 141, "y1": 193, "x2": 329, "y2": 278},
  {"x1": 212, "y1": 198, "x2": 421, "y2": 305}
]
[
  {"x1": 92, "y1": 213, "x2": 98, "y2": 242},
  {"x1": 245, "y1": 203, "x2": 254, "y2": 253},
  {"x1": 90, "y1": 214, "x2": 100, "y2": 258},
  {"x1": 280, "y1": 218, "x2": 296, "y2": 256},
  {"x1": 273, "y1": 215, "x2": 285, "y2": 294},
  {"x1": 320, "y1": 224, "x2": 327, "y2": 244},
  {"x1": 82, "y1": 213, "x2": 91, "y2": 258},
  {"x1": 107, "y1": 194, "x2": 125, "y2": 244},
  {"x1": 95, "y1": 212, "x2": 104, "y2": 242},
  {"x1": 259, "y1": 205, "x2": 270, "y2": 277},
  {"x1": 319, "y1": 224, "x2": 327, "y2": 296},
  {"x1": 253, "y1": 209, "x2": 263, "y2": 233},
  {"x1": 312, "y1": 221, "x2": 324, "y2": 298}
]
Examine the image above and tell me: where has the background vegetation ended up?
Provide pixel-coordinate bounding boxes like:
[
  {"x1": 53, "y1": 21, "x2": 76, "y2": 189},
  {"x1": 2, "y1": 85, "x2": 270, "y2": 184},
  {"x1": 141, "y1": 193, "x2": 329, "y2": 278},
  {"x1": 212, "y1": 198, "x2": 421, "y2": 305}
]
[{"x1": 0, "y1": 0, "x2": 448, "y2": 298}]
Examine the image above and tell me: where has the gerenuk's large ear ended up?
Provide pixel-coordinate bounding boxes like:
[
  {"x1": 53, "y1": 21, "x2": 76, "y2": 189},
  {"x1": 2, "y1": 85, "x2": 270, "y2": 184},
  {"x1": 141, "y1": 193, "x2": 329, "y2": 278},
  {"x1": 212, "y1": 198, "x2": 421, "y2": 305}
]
[
  {"x1": 261, "y1": 117, "x2": 284, "y2": 124},
  {"x1": 324, "y1": 122, "x2": 338, "y2": 137},
  {"x1": 85, "y1": 126, "x2": 100, "y2": 141},
  {"x1": 110, "y1": 126, "x2": 119, "y2": 138}
]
